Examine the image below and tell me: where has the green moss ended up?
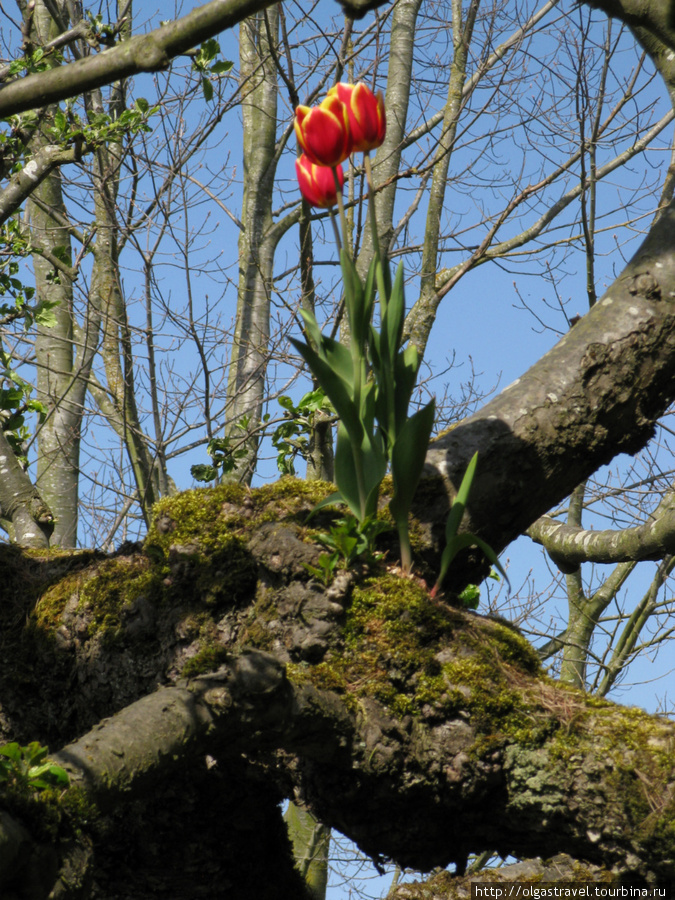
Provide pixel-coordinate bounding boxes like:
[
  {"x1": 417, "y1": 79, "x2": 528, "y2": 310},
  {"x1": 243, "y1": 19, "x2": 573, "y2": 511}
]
[
  {"x1": 81, "y1": 558, "x2": 160, "y2": 639},
  {"x1": 32, "y1": 570, "x2": 86, "y2": 630},
  {"x1": 180, "y1": 616, "x2": 229, "y2": 677},
  {"x1": 182, "y1": 644, "x2": 229, "y2": 678},
  {"x1": 145, "y1": 477, "x2": 333, "y2": 558},
  {"x1": 0, "y1": 779, "x2": 99, "y2": 843},
  {"x1": 285, "y1": 574, "x2": 543, "y2": 732}
]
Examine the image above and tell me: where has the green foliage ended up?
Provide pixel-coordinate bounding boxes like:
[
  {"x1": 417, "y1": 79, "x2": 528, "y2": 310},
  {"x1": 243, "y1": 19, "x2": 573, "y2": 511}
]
[
  {"x1": 191, "y1": 39, "x2": 234, "y2": 102},
  {"x1": 47, "y1": 97, "x2": 160, "y2": 147},
  {"x1": 291, "y1": 252, "x2": 386, "y2": 526},
  {"x1": 317, "y1": 513, "x2": 387, "y2": 566},
  {"x1": 0, "y1": 248, "x2": 55, "y2": 463},
  {"x1": 191, "y1": 417, "x2": 252, "y2": 482},
  {"x1": 5, "y1": 47, "x2": 56, "y2": 78},
  {"x1": 432, "y1": 453, "x2": 508, "y2": 597},
  {"x1": 369, "y1": 261, "x2": 435, "y2": 571},
  {"x1": 0, "y1": 351, "x2": 46, "y2": 464},
  {"x1": 292, "y1": 250, "x2": 433, "y2": 573},
  {"x1": 304, "y1": 551, "x2": 339, "y2": 587},
  {"x1": 457, "y1": 583, "x2": 481, "y2": 609},
  {"x1": 0, "y1": 741, "x2": 69, "y2": 792},
  {"x1": 272, "y1": 388, "x2": 333, "y2": 476},
  {"x1": 85, "y1": 9, "x2": 123, "y2": 47},
  {"x1": 457, "y1": 573, "x2": 500, "y2": 610}
]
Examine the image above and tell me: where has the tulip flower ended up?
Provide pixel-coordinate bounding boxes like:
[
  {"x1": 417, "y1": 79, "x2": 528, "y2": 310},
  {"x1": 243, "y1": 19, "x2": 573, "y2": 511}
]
[
  {"x1": 328, "y1": 82, "x2": 386, "y2": 153},
  {"x1": 295, "y1": 154, "x2": 344, "y2": 208},
  {"x1": 295, "y1": 94, "x2": 353, "y2": 167}
]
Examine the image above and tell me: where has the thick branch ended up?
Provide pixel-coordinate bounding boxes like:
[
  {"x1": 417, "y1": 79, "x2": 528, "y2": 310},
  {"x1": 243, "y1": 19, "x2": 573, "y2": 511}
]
[
  {"x1": 423, "y1": 196, "x2": 675, "y2": 578},
  {"x1": 48, "y1": 635, "x2": 675, "y2": 885},
  {"x1": 0, "y1": 429, "x2": 53, "y2": 547},
  {"x1": 2, "y1": 492, "x2": 675, "y2": 891},
  {"x1": 0, "y1": 0, "x2": 274, "y2": 117},
  {"x1": 583, "y1": 0, "x2": 675, "y2": 55},
  {"x1": 0, "y1": 144, "x2": 78, "y2": 225},
  {"x1": 528, "y1": 487, "x2": 675, "y2": 569}
]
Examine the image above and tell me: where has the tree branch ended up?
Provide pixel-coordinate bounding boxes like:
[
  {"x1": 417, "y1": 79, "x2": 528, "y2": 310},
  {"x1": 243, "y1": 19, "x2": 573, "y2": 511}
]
[
  {"x1": 528, "y1": 486, "x2": 675, "y2": 569},
  {"x1": 0, "y1": 0, "x2": 275, "y2": 117},
  {"x1": 423, "y1": 196, "x2": 675, "y2": 583}
]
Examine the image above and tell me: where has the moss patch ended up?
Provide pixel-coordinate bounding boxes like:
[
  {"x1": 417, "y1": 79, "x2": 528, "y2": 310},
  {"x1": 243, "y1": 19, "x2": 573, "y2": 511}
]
[
  {"x1": 144, "y1": 477, "x2": 334, "y2": 558},
  {"x1": 287, "y1": 574, "x2": 543, "y2": 732}
]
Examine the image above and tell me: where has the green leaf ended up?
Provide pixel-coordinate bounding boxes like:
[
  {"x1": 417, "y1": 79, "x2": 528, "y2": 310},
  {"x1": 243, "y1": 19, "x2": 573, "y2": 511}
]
[
  {"x1": 34, "y1": 300, "x2": 60, "y2": 327},
  {"x1": 191, "y1": 464, "x2": 218, "y2": 482},
  {"x1": 211, "y1": 61, "x2": 233, "y2": 75},
  {"x1": 443, "y1": 452, "x2": 478, "y2": 550},
  {"x1": 334, "y1": 421, "x2": 386, "y2": 522},
  {"x1": 389, "y1": 400, "x2": 435, "y2": 522},
  {"x1": 202, "y1": 77, "x2": 214, "y2": 102},
  {"x1": 290, "y1": 337, "x2": 363, "y2": 442},
  {"x1": 0, "y1": 743, "x2": 21, "y2": 761},
  {"x1": 457, "y1": 584, "x2": 481, "y2": 609},
  {"x1": 389, "y1": 400, "x2": 435, "y2": 571},
  {"x1": 433, "y1": 452, "x2": 510, "y2": 595},
  {"x1": 45, "y1": 763, "x2": 69, "y2": 785},
  {"x1": 384, "y1": 262, "x2": 406, "y2": 362}
]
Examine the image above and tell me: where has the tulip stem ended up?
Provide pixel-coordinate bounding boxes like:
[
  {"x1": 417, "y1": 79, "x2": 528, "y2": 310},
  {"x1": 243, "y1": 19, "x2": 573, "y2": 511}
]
[
  {"x1": 328, "y1": 208, "x2": 342, "y2": 254},
  {"x1": 332, "y1": 166, "x2": 351, "y2": 260}
]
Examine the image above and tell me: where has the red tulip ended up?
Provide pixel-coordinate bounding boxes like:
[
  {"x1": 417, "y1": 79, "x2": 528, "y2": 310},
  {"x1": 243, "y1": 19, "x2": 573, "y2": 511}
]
[
  {"x1": 328, "y1": 83, "x2": 386, "y2": 153},
  {"x1": 294, "y1": 95, "x2": 353, "y2": 167},
  {"x1": 295, "y1": 154, "x2": 345, "y2": 208}
]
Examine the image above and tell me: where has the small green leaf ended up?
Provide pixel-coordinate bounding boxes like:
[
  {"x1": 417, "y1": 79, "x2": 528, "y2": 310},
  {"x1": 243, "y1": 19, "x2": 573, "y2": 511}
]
[
  {"x1": 0, "y1": 743, "x2": 21, "y2": 761},
  {"x1": 34, "y1": 300, "x2": 60, "y2": 327},
  {"x1": 211, "y1": 61, "x2": 233, "y2": 75},
  {"x1": 191, "y1": 464, "x2": 218, "y2": 482}
]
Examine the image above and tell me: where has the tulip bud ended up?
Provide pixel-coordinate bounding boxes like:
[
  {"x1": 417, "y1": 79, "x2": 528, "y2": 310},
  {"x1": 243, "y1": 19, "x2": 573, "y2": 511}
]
[
  {"x1": 295, "y1": 154, "x2": 345, "y2": 208},
  {"x1": 328, "y1": 83, "x2": 386, "y2": 153},
  {"x1": 295, "y1": 95, "x2": 353, "y2": 167}
]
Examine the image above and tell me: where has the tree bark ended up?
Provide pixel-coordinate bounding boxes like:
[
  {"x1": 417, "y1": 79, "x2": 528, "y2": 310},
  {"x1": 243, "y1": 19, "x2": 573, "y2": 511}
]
[
  {"x1": 0, "y1": 428, "x2": 53, "y2": 547},
  {"x1": 224, "y1": 7, "x2": 279, "y2": 481},
  {"x1": 1, "y1": 492, "x2": 674, "y2": 895},
  {"x1": 24, "y1": 1, "x2": 82, "y2": 548}
]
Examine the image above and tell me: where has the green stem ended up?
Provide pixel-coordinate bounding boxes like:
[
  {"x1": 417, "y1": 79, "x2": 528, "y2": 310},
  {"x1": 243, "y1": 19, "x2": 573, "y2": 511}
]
[
  {"x1": 332, "y1": 166, "x2": 351, "y2": 260},
  {"x1": 328, "y1": 207, "x2": 342, "y2": 254}
]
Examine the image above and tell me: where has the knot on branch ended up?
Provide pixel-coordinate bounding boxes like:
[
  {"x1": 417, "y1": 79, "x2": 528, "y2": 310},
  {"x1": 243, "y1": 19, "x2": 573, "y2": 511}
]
[
  {"x1": 133, "y1": 37, "x2": 170, "y2": 72},
  {"x1": 629, "y1": 271, "x2": 662, "y2": 301}
]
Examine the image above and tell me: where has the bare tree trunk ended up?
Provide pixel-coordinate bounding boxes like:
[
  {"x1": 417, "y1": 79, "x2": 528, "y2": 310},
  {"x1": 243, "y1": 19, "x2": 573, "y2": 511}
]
[
  {"x1": 26, "y1": 0, "x2": 81, "y2": 547},
  {"x1": 224, "y1": 6, "x2": 279, "y2": 482}
]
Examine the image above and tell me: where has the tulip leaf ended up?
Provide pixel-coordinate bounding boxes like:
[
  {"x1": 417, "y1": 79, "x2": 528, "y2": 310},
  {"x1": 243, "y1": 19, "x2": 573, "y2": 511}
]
[
  {"x1": 435, "y1": 532, "x2": 509, "y2": 596},
  {"x1": 433, "y1": 452, "x2": 509, "y2": 594},
  {"x1": 443, "y1": 451, "x2": 478, "y2": 545},
  {"x1": 385, "y1": 263, "x2": 406, "y2": 357},
  {"x1": 290, "y1": 337, "x2": 363, "y2": 441},
  {"x1": 335, "y1": 421, "x2": 386, "y2": 521},
  {"x1": 389, "y1": 399, "x2": 435, "y2": 570},
  {"x1": 298, "y1": 308, "x2": 325, "y2": 356}
]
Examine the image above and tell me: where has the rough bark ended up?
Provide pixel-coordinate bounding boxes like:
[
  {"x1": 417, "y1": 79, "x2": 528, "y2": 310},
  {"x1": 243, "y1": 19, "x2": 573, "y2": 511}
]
[{"x1": 0, "y1": 483, "x2": 674, "y2": 897}]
